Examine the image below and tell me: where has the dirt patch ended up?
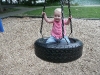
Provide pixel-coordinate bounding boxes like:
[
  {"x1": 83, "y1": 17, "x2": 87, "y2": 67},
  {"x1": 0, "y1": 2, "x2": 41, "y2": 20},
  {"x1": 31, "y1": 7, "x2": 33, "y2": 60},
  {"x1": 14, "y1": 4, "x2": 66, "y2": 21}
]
[{"x1": 0, "y1": 17, "x2": 100, "y2": 75}]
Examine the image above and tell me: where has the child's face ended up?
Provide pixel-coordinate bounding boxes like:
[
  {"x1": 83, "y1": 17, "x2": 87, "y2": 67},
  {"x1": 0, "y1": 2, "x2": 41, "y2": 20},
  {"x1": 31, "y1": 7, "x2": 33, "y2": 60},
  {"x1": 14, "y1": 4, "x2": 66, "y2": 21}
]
[{"x1": 54, "y1": 11, "x2": 61, "y2": 22}]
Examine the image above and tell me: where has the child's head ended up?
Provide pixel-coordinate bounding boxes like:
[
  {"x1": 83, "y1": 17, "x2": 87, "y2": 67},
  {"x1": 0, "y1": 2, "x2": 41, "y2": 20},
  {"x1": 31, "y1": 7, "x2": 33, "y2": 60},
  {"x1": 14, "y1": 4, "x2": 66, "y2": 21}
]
[{"x1": 54, "y1": 8, "x2": 62, "y2": 22}]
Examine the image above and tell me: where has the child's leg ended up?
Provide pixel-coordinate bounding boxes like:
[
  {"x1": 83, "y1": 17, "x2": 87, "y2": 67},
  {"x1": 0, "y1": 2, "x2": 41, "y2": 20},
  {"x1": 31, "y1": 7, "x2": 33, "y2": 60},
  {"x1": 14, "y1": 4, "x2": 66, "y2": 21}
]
[
  {"x1": 46, "y1": 36, "x2": 56, "y2": 43},
  {"x1": 60, "y1": 36, "x2": 70, "y2": 44}
]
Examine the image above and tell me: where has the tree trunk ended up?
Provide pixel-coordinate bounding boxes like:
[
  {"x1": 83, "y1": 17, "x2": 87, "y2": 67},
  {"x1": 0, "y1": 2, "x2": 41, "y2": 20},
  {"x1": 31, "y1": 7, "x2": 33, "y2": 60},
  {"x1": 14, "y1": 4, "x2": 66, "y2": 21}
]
[
  {"x1": 0, "y1": 2, "x2": 3, "y2": 12},
  {"x1": 33, "y1": 0, "x2": 36, "y2": 5},
  {"x1": 0, "y1": 0, "x2": 2, "y2": 4},
  {"x1": 10, "y1": 0, "x2": 12, "y2": 4},
  {"x1": 23, "y1": 0, "x2": 26, "y2": 4},
  {"x1": 5, "y1": 0, "x2": 8, "y2": 4},
  {"x1": 17, "y1": 0, "x2": 20, "y2": 4}
]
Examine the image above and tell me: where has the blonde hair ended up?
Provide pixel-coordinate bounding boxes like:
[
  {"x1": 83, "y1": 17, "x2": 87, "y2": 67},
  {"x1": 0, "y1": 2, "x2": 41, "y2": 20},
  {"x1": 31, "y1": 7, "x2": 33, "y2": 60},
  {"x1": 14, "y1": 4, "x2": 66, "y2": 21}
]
[{"x1": 54, "y1": 8, "x2": 61, "y2": 13}]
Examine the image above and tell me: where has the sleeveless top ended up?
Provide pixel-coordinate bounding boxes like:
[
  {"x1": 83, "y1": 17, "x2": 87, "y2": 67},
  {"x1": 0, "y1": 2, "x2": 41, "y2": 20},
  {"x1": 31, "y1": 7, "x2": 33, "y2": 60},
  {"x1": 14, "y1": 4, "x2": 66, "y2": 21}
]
[{"x1": 51, "y1": 20, "x2": 67, "y2": 39}]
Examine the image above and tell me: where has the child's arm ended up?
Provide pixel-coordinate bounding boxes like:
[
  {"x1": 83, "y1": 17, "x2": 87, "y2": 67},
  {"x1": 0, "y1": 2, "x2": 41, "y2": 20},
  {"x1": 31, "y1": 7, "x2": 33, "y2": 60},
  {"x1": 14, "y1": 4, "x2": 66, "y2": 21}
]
[{"x1": 42, "y1": 12, "x2": 53, "y2": 23}]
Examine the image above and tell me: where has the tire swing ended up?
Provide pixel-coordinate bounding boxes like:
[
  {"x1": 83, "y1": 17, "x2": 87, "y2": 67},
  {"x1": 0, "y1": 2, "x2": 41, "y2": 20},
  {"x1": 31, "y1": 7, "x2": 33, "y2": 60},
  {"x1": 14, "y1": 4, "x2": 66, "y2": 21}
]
[{"x1": 34, "y1": 0, "x2": 83, "y2": 63}]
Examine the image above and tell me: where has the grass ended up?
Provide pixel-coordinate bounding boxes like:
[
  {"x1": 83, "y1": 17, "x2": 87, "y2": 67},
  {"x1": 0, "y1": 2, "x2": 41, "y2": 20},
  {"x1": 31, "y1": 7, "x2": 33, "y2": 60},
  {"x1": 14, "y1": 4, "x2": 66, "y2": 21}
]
[
  {"x1": 23, "y1": 6, "x2": 100, "y2": 18},
  {"x1": 70, "y1": 6, "x2": 100, "y2": 18}
]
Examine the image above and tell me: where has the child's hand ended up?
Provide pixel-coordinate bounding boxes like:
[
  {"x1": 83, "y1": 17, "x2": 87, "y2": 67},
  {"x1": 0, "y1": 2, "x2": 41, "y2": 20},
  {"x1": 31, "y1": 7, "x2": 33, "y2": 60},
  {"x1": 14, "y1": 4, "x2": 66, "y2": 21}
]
[
  {"x1": 69, "y1": 16, "x2": 72, "y2": 19},
  {"x1": 42, "y1": 12, "x2": 46, "y2": 16}
]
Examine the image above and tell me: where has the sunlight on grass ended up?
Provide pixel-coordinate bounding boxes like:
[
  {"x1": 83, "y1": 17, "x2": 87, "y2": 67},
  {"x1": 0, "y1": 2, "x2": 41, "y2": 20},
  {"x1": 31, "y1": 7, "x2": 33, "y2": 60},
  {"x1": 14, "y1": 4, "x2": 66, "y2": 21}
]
[{"x1": 23, "y1": 6, "x2": 100, "y2": 18}]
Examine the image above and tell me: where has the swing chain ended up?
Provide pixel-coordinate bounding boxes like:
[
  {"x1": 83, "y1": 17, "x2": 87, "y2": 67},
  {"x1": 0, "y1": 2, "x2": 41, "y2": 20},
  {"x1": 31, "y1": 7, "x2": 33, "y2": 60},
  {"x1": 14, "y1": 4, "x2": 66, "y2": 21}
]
[
  {"x1": 60, "y1": 0, "x2": 65, "y2": 38},
  {"x1": 67, "y1": 0, "x2": 73, "y2": 36},
  {"x1": 40, "y1": 0, "x2": 46, "y2": 38}
]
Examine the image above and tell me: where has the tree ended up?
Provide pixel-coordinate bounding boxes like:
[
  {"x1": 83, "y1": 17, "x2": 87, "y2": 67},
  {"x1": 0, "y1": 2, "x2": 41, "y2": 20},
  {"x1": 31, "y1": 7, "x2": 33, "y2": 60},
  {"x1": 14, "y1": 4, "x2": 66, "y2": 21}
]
[
  {"x1": 47, "y1": 0, "x2": 58, "y2": 3},
  {"x1": 10, "y1": 0, "x2": 12, "y2": 4},
  {"x1": 33, "y1": 0, "x2": 36, "y2": 5},
  {"x1": 17, "y1": 0, "x2": 22, "y2": 4},
  {"x1": 5, "y1": 0, "x2": 8, "y2": 4},
  {"x1": 23, "y1": 0, "x2": 36, "y2": 6},
  {"x1": 0, "y1": 1, "x2": 3, "y2": 12}
]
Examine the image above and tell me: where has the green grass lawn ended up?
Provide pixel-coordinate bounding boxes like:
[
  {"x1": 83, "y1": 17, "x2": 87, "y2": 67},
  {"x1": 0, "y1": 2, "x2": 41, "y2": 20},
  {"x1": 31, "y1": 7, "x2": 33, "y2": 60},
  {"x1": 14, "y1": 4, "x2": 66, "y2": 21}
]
[{"x1": 23, "y1": 6, "x2": 100, "y2": 18}]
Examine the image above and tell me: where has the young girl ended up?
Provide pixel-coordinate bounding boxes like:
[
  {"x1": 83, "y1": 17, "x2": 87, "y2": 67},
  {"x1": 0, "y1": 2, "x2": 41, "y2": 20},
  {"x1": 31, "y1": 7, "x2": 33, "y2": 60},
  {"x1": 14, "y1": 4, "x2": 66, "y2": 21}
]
[{"x1": 42, "y1": 8, "x2": 71, "y2": 44}]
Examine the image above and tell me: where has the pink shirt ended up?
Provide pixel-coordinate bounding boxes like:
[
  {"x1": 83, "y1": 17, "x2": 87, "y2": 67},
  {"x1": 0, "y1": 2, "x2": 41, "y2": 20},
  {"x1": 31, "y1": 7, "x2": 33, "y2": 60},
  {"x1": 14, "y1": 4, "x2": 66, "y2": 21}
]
[{"x1": 51, "y1": 20, "x2": 67, "y2": 39}]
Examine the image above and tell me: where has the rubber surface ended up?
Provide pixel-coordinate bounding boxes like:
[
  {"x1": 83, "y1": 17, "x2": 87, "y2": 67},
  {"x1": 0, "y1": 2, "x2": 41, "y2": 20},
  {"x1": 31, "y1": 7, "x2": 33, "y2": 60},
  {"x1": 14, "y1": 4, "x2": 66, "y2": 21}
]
[{"x1": 34, "y1": 37, "x2": 83, "y2": 63}]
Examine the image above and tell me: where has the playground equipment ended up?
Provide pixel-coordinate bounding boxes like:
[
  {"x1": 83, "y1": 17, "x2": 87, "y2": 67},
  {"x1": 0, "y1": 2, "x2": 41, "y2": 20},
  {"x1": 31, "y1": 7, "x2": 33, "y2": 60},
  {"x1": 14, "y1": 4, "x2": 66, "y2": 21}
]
[
  {"x1": 0, "y1": 18, "x2": 4, "y2": 32},
  {"x1": 34, "y1": 0, "x2": 83, "y2": 63}
]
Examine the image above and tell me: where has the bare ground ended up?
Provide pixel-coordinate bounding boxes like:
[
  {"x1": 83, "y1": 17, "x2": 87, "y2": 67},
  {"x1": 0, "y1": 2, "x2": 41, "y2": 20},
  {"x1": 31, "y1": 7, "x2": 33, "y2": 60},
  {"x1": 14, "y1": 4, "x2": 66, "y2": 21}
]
[{"x1": 0, "y1": 17, "x2": 100, "y2": 75}]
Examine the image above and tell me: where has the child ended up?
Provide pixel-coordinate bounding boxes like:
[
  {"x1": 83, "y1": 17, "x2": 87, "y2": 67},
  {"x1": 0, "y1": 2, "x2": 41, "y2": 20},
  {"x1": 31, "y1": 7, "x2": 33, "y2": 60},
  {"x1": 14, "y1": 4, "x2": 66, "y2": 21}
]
[{"x1": 42, "y1": 8, "x2": 71, "y2": 44}]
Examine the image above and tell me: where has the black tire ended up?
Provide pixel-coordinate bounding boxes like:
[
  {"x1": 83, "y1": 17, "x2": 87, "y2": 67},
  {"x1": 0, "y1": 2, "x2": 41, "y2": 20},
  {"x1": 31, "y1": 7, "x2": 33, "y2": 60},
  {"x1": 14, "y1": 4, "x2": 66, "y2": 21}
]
[{"x1": 34, "y1": 37, "x2": 83, "y2": 63}]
